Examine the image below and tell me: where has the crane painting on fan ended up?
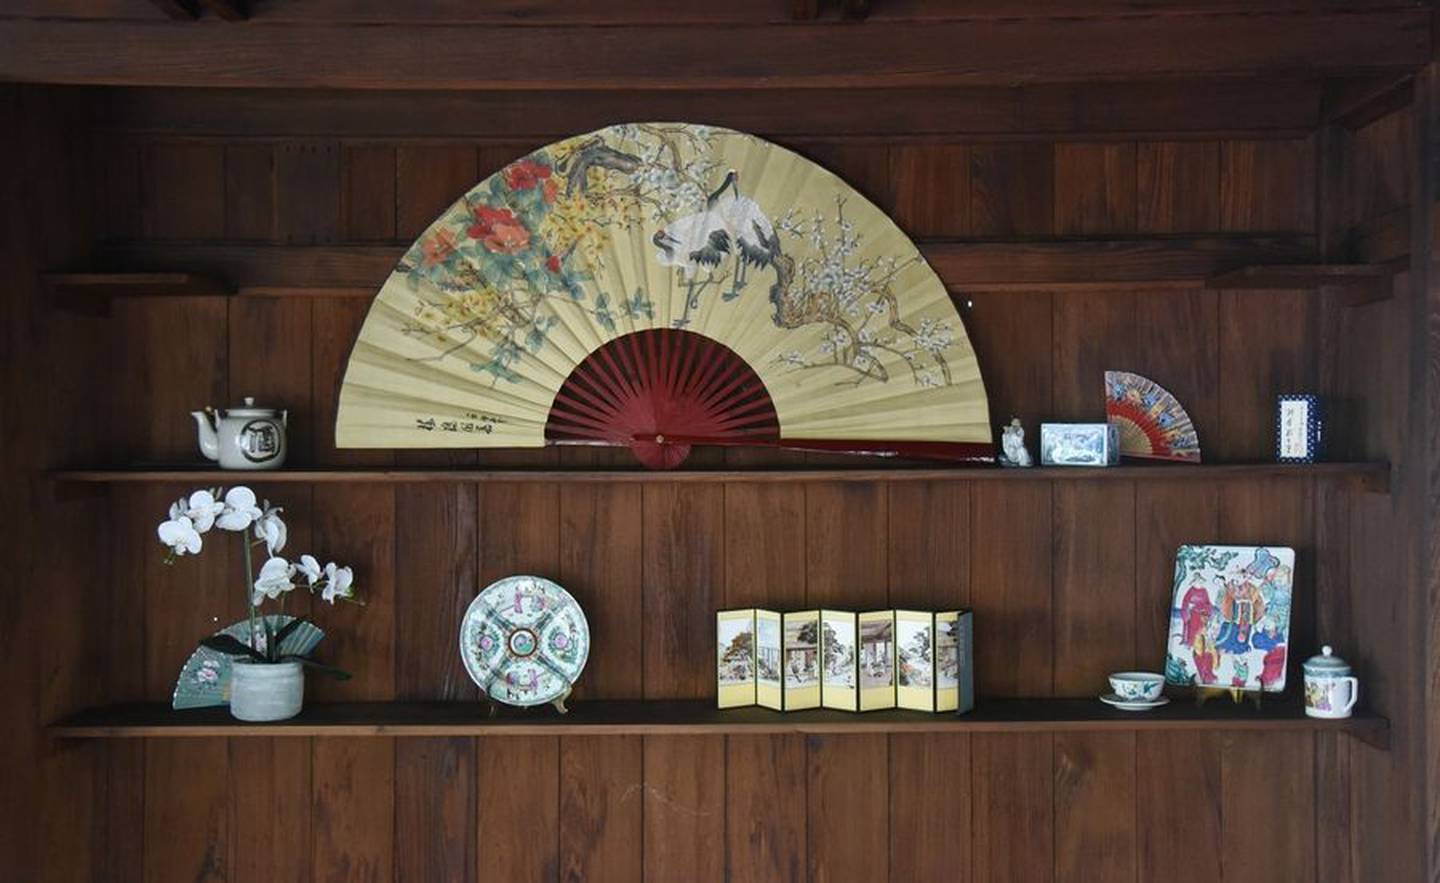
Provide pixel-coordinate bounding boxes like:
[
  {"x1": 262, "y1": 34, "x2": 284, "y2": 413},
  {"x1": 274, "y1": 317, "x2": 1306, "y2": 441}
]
[
  {"x1": 652, "y1": 169, "x2": 778, "y2": 323},
  {"x1": 336, "y1": 122, "x2": 995, "y2": 466}
]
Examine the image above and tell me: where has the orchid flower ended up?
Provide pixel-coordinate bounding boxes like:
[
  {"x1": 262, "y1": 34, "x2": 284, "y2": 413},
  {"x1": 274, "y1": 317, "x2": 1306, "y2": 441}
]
[
  {"x1": 217, "y1": 486, "x2": 263, "y2": 532},
  {"x1": 169, "y1": 489, "x2": 224, "y2": 533},
  {"x1": 157, "y1": 515, "x2": 203, "y2": 557},
  {"x1": 252, "y1": 556, "x2": 297, "y2": 605},
  {"x1": 253, "y1": 504, "x2": 287, "y2": 555},
  {"x1": 321, "y1": 562, "x2": 355, "y2": 604},
  {"x1": 296, "y1": 554, "x2": 322, "y2": 586}
]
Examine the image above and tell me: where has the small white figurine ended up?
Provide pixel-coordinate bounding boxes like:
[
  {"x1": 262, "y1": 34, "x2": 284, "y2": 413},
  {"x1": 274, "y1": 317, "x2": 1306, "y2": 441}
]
[{"x1": 998, "y1": 417, "x2": 1033, "y2": 468}]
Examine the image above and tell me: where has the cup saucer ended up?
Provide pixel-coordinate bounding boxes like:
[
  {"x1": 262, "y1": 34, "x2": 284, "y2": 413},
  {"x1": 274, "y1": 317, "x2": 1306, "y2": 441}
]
[{"x1": 1099, "y1": 693, "x2": 1169, "y2": 711}]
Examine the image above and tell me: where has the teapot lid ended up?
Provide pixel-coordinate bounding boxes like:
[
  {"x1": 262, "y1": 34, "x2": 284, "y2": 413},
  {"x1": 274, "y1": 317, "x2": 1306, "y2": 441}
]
[
  {"x1": 224, "y1": 396, "x2": 279, "y2": 417},
  {"x1": 1303, "y1": 645, "x2": 1350, "y2": 672}
]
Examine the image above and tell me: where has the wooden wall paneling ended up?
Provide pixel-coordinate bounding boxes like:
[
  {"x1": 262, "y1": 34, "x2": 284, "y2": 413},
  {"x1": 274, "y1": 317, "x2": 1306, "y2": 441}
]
[
  {"x1": 642, "y1": 484, "x2": 724, "y2": 699},
  {"x1": 557, "y1": 484, "x2": 642, "y2": 700},
  {"x1": 1052, "y1": 479, "x2": 1136, "y2": 695},
  {"x1": 889, "y1": 144, "x2": 970, "y2": 237},
  {"x1": 224, "y1": 143, "x2": 276, "y2": 241},
  {"x1": 972, "y1": 733, "x2": 1054, "y2": 883},
  {"x1": 798, "y1": 143, "x2": 893, "y2": 212},
  {"x1": 144, "y1": 738, "x2": 229, "y2": 883},
  {"x1": 1053, "y1": 732, "x2": 1136, "y2": 883},
  {"x1": 1052, "y1": 290, "x2": 1138, "y2": 420},
  {"x1": 886, "y1": 481, "x2": 969, "y2": 610},
  {"x1": 806, "y1": 733, "x2": 890, "y2": 883},
  {"x1": 93, "y1": 137, "x2": 142, "y2": 241},
  {"x1": 890, "y1": 732, "x2": 971, "y2": 883},
  {"x1": 970, "y1": 143, "x2": 1054, "y2": 236},
  {"x1": 559, "y1": 736, "x2": 644, "y2": 883},
  {"x1": 641, "y1": 484, "x2": 725, "y2": 880},
  {"x1": 962, "y1": 290, "x2": 1052, "y2": 442},
  {"x1": 477, "y1": 482, "x2": 561, "y2": 883},
  {"x1": 141, "y1": 141, "x2": 224, "y2": 240},
  {"x1": 1137, "y1": 141, "x2": 1220, "y2": 233},
  {"x1": 1219, "y1": 138, "x2": 1317, "y2": 233},
  {"x1": 724, "y1": 483, "x2": 807, "y2": 882},
  {"x1": 396, "y1": 144, "x2": 478, "y2": 238},
  {"x1": 229, "y1": 737, "x2": 313, "y2": 883},
  {"x1": 1214, "y1": 289, "x2": 1317, "y2": 461},
  {"x1": 970, "y1": 481, "x2": 1054, "y2": 696},
  {"x1": 229, "y1": 296, "x2": 315, "y2": 464},
  {"x1": 643, "y1": 735, "x2": 725, "y2": 883},
  {"x1": 1133, "y1": 288, "x2": 1221, "y2": 451},
  {"x1": 805, "y1": 482, "x2": 888, "y2": 883},
  {"x1": 1220, "y1": 732, "x2": 1317, "y2": 882},
  {"x1": 1135, "y1": 732, "x2": 1223, "y2": 883},
  {"x1": 1346, "y1": 108, "x2": 1412, "y2": 230},
  {"x1": 274, "y1": 140, "x2": 341, "y2": 245},
  {"x1": 1053, "y1": 142, "x2": 1137, "y2": 235},
  {"x1": 395, "y1": 735, "x2": 475, "y2": 883},
  {"x1": 312, "y1": 736, "x2": 396, "y2": 883},
  {"x1": 341, "y1": 145, "x2": 397, "y2": 242}
]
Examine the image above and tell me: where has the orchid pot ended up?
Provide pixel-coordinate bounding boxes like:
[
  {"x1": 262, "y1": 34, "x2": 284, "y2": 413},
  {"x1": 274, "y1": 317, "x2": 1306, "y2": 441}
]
[
  {"x1": 231, "y1": 659, "x2": 304, "y2": 722},
  {"x1": 157, "y1": 485, "x2": 361, "y2": 722}
]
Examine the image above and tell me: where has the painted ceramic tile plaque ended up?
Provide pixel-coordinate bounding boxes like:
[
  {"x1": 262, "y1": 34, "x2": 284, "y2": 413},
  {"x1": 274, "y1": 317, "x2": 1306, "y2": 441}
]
[
  {"x1": 1040, "y1": 422, "x2": 1120, "y2": 466},
  {"x1": 459, "y1": 575, "x2": 590, "y2": 708},
  {"x1": 1165, "y1": 545, "x2": 1295, "y2": 692},
  {"x1": 716, "y1": 609, "x2": 756, "y2": 708}
]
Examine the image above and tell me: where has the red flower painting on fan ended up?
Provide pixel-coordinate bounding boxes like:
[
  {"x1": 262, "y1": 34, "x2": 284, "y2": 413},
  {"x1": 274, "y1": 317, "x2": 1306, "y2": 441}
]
[
  {"x1": 467, "y1": 204, "x2": 531, "y2": 254},
  {"x1": 503, "y1": 159, "x2": 552, "y2": 192}
]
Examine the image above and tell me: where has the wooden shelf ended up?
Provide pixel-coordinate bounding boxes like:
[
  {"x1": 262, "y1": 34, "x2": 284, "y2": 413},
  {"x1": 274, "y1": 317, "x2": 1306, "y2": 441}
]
[
  {"x1": 49, "y1": 461, "x2": 1391, "y2": 490},
  {"x1": 83, "y1": 237, "x2": 1319, "y2": 299},
  {"x1": 48, "y1": 699, "x2": 1388, "y2": 746},
  {"x1": 1205, "y1": 263, "x2": 1398, "y2": 304},
  {"x1": 42, "y1": 272, "x2": 232, "y2": 298}
]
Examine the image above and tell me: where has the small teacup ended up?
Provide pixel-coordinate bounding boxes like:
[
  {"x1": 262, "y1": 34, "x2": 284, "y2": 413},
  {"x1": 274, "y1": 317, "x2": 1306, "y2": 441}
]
[{"x1": 1109, "y1": 672, "x2": 1164, "y2": 702}]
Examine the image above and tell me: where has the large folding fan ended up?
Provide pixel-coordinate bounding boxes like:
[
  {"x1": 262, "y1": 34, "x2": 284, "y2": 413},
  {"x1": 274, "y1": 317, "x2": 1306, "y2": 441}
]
[{"x1": 336, "y1": 123, "x2": 991, "y2": 467}]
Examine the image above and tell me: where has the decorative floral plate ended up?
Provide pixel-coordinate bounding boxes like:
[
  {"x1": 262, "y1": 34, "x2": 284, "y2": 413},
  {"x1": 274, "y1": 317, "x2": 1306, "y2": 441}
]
[{"x1": 459, "y1": 575, "x2": 590, "y2": 709}]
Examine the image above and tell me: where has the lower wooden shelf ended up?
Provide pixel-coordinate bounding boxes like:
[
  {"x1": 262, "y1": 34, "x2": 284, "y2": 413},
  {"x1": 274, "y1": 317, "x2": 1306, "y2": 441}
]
[{"x1": 49, "y1": 699, "x2": 1388, "y2": 746}]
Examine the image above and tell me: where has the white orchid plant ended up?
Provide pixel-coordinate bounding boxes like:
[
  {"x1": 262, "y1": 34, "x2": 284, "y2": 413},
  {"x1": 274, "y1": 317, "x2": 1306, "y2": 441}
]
[{"x1": 158, "y1": 486, "x2": 358, "y2": 673}]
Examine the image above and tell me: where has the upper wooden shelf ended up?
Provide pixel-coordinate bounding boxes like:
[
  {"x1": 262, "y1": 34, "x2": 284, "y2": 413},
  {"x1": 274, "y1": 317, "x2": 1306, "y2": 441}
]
[
  {"x1": 49, "y1": 461, "x2": 1391, "y2": 491},
  {"x1": 48, "y1": 699, "x2": 1388, "y2": 747}
]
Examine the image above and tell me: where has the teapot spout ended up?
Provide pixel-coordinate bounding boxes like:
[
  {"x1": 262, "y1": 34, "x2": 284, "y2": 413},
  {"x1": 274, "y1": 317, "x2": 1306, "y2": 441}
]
[{"x1": 191, "y1": 410, "x2": 220, "y2": 461}]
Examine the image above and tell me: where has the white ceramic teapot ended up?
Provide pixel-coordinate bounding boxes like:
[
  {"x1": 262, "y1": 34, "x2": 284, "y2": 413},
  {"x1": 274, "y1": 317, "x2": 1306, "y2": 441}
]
[{"x1": 191, "y1": 397, "x2": 288, "y2": 470}]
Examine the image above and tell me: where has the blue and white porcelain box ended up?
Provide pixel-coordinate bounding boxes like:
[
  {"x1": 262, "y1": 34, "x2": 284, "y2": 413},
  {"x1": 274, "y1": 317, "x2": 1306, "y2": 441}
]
[
  {"x1": 1039, "y1": 422, "x2": 1120, "y2": 467},
  {"x1": 1276, "y1": 394, "x2": 1324, "y2": 463}
]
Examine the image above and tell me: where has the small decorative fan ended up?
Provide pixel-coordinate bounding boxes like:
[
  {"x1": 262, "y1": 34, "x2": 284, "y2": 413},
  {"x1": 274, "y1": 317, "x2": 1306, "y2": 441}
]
[
  {"x1": 172, "y1": 615, "x2": 324, "y2": 709},
  {"x1": 335, "y1": 123, "x2": 991, "y2": 467},
  {"x1": 1104, "y1": 370, "x2": 1201, "y2": 462}
]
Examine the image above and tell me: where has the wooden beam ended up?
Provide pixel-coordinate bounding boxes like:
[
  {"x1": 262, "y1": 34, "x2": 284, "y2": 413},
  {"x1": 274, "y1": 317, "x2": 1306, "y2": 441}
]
[
  {"x1": 1324, "y1": 73, "x2": 1415, "y2": 129},
  {"x1": 91, "y1": 79, "x2": 1324, "y2": 139},
  {"x1": 0, "y1": 12, "x2": 1427, "y2": 90}
]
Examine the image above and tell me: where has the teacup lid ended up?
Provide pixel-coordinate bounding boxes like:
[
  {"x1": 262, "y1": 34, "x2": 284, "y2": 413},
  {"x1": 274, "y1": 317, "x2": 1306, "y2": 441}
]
[
  {"x1": 224, "y1": 396, "x2": 280, "y2": 417},
  {"x1": 1303, "y1": 645, "x2": 1350, "y2": 673}
]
